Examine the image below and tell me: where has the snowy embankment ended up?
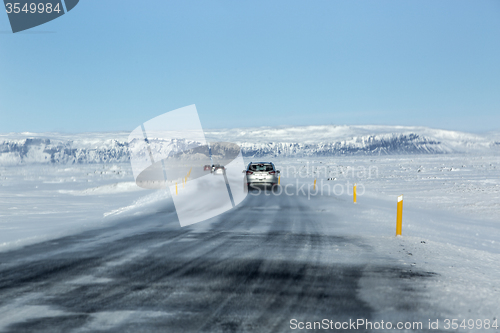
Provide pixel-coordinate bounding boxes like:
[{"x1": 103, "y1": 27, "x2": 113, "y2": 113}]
[{"x1": 1, "y1": 125, "x2": 499, "y2": 165}]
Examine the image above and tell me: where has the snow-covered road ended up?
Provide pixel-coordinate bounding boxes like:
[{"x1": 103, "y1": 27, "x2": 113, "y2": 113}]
[{"x1": 0, "y1": 188, "x2": 443, "y2": 332}]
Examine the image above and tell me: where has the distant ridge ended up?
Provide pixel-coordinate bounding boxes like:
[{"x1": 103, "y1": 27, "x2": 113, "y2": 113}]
[{"x1": 1, "y1": 125, "x2": 498, "y2": 165}]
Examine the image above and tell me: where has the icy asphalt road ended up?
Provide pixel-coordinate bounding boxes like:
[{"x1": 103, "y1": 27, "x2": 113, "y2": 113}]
[{"x1": 0, "y1": 188, "x2": 440, "y2": 333}]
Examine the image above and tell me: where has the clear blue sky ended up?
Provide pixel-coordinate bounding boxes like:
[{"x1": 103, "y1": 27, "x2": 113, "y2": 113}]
[{"x1": 1, "y1": 1, "x2": 499, "y2": 133}]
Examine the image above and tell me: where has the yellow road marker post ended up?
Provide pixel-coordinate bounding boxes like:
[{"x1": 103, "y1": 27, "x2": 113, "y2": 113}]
[
  {"x1": 314, "y1": 179, "x2": 317, "y2": 190},
  {"x1": 183, "y1": 168, "x2": 191, "y2": 188},
  {"x1": 175, "y1": 183, "x2": 178, "y2": 195},
  {"x1": 278, "y1": 176, "x2": 280, "y2": 185},
  {"x1": 396, "y1": 195, "x2": 403, "y2": 236},
  {"x1": 353, "y1": 183, "x2": 357, "y2": 203}
]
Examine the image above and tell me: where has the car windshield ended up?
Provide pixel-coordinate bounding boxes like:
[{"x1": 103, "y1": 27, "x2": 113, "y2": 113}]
[{"x1": 249, "y1": 164, "x2": 273, "y2": 172}]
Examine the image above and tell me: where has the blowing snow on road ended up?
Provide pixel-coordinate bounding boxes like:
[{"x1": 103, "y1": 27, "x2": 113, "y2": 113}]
[{"x1": 0, "y1": 152, "x2": 499, "y2": 332}]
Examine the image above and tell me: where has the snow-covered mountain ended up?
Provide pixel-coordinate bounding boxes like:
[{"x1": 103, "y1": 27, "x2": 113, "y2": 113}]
[{"x1": 1, "y1": 126, "x2": 498, "y2": 165}]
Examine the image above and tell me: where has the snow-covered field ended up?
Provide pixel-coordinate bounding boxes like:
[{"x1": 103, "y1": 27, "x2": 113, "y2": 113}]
[
  {"x1": 0, "y1": 163, "x2": 150, "y2": 250},
  {"x1": 0, "y1": 129, "x2": 499, "y2": 328}
]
